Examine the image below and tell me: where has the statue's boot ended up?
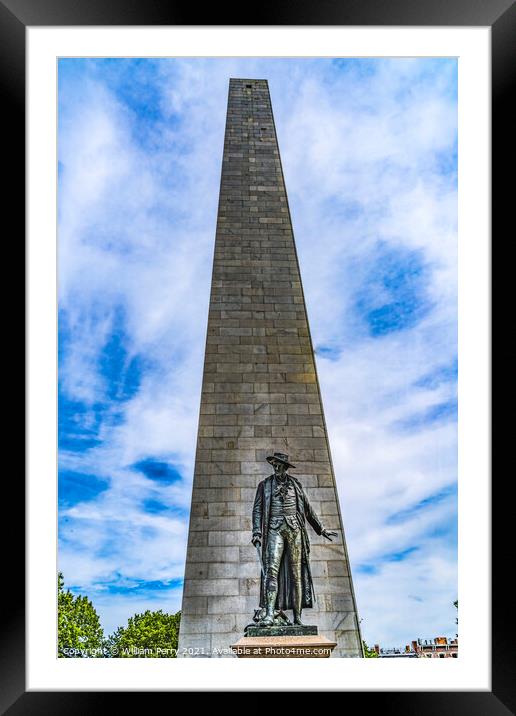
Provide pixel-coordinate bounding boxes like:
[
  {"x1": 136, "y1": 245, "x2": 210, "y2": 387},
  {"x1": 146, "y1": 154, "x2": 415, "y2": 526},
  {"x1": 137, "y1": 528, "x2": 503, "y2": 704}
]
[{"x1": 260, "y1": 589, "x2": 276, "y2": 626}]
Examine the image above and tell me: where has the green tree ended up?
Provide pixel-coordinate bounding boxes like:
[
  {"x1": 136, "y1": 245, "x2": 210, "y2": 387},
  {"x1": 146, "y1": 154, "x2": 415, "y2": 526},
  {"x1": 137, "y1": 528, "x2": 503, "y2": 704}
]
[
  {"x1": 106, "y1": 609, "x2": 181, "y2": 657},
  {"x1": 58, "y1": 572, "x2": 105, "y2": 657},
  {"x1": 362, "y1": 640, "x2": 379, "y2": 658}
]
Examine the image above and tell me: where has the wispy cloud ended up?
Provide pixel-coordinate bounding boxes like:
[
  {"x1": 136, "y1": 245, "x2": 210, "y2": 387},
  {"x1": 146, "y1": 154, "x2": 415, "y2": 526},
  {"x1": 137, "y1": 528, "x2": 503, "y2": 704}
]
[{"x1": 58, "y1": 57, "x2": 457, "y2": 643}]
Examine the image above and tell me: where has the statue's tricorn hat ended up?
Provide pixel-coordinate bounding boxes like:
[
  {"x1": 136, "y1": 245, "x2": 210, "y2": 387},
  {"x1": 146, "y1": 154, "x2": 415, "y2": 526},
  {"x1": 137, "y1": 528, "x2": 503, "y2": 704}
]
[{"x1": 266, "y1": 452, "x2": 296, "y2": 469}]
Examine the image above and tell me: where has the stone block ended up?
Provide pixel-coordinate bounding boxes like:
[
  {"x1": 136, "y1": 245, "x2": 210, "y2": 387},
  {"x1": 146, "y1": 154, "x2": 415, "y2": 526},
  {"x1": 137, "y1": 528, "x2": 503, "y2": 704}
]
[
  {"x1": 186, "y1": 547, "x2": 240, "y2": 563},
  {"x1": 189, "y1": 516, "x2": 241, "y2": 532},
  {"x1": 183, "y1": 579, "x2": 240, "y2": 597},
  {"x1": 184, "y1": 614, "x2": 237, "y2": 634},
  {"x1": 207, "y1": 594, "x2": 256, "y2": 615},
  {"x1": 181, "y1": 596, "x2": 208, "y2": 615},
  {"x1": 208, "y1": 530, "x2": 252, "y2": 547}
]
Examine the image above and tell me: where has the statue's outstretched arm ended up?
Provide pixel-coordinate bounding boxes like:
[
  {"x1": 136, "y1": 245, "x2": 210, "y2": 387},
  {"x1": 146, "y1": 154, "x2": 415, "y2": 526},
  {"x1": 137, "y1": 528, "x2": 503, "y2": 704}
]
[
  {"x1": 303, "y1": 490, "x2": 338, "y2": 541},
  {"x1": 302, "y1": 491, "x2": 324, "y2": 535}
]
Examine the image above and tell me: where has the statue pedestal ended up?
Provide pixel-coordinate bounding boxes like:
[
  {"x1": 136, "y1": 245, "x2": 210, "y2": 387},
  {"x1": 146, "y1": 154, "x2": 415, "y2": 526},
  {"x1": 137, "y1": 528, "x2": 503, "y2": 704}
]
[
  {"x1": 231, "y1": 634, "x2": 337, "y2": 658},
  {"x1": 245, "y1": 624, "x2": 318, "y2": 637}
]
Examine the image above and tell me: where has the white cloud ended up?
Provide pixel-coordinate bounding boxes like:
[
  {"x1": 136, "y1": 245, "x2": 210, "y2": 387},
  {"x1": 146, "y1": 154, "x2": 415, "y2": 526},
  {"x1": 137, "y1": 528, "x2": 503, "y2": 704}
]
[{"x1": 356, "y1": 544, "x2": 458, "y2": 647}]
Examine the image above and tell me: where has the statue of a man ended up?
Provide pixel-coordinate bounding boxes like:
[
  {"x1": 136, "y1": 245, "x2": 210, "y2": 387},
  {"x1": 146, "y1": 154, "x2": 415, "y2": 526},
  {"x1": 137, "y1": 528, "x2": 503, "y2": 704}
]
[{"x1": 251, "y1": 452, "x2": 337, "y2": 627}]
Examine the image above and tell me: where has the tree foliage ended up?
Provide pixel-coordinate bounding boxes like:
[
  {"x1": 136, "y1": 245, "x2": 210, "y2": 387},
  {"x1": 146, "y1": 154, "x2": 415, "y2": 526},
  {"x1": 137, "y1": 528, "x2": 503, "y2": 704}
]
[
  {"x1": 58, "y1": 572, "x2": 105, "y2": 657},
  {"x1": 362, "y1": 640, "x2": 379, "y2": 657},
  {"x1": 106, "y1": 609, "x2": 181, "y2": 657}
]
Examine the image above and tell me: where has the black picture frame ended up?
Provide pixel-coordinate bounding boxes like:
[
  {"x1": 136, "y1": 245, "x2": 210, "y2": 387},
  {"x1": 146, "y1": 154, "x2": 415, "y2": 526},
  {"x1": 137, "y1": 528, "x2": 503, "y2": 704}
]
[{"x1": 7, "y1": 0, "x2": 513, "y2": 710}]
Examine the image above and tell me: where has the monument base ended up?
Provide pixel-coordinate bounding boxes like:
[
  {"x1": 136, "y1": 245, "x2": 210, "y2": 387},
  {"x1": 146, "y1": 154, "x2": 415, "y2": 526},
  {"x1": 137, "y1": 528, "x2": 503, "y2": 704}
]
[{"x1": 231, "y1": 635, "x2": 337, "y2": 658}]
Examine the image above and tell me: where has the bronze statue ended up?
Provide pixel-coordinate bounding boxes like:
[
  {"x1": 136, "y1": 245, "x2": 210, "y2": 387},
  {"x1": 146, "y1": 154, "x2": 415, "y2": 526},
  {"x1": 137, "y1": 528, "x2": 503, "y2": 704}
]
[{"x1": 251, "y1": 452, "x2": 337, "y2": 627}]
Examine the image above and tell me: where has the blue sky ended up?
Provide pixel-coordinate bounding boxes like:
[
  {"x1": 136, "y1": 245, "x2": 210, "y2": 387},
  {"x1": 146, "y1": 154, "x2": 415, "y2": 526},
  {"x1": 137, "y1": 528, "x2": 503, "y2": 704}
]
[{"x1": 58, "y1": 57, "x2": 457, "y2": 647}]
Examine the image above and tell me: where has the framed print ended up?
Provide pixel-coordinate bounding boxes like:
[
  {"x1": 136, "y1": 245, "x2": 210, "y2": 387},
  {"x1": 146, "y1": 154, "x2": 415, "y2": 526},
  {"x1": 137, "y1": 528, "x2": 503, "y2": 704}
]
[{"x1": 6, "y1": 0, "x2": 513, "y2": 709}]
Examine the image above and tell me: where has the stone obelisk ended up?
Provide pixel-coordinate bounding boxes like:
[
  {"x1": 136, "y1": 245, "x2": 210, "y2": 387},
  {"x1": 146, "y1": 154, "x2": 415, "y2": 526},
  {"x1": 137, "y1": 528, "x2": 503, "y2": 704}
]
[{"x1": 177, "y1": 78, "x2": 363, "y2": 658}]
